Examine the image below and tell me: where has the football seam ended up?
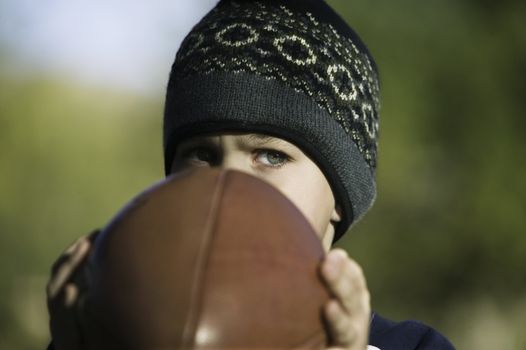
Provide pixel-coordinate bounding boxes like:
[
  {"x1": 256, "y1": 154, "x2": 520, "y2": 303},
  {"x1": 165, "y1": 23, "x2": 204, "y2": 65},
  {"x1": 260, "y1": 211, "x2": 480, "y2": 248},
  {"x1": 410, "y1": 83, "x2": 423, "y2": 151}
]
[{"x1": 181, "y1": 169, "x2": 229, "y2": 348}]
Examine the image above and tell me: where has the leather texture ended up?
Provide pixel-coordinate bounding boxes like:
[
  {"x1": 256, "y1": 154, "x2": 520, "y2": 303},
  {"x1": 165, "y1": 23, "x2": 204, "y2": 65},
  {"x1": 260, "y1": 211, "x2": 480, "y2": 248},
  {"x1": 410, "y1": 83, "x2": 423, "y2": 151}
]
[{"x1": 77, "y1": 167, "x2": 329, "y2": 349}]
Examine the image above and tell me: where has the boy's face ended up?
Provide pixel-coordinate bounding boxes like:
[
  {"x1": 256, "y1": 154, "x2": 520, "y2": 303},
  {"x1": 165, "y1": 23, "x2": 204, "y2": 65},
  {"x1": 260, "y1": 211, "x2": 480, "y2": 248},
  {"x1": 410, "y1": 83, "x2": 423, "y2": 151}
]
[{"x1": 169, "y1": 133, "x2": 341, "y2": 251}]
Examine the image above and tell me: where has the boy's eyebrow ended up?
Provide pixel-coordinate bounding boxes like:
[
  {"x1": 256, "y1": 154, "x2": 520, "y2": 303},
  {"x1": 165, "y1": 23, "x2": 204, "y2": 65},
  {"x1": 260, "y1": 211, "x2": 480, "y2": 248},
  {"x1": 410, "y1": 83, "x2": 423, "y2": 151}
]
[
  {"x1": 243, "y1": 134, "x2": 289, "y2": 147},
  {"x1": 175, "y1": 136, "x2": 218, "y2": 152}
]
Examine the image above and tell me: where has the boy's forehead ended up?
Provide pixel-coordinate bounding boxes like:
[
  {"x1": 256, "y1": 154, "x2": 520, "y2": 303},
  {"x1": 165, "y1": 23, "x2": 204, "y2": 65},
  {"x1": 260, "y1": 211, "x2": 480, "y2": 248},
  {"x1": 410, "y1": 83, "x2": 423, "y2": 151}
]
[{"x1": 182, "y1": 133, "x2": 294, "y2": 147}]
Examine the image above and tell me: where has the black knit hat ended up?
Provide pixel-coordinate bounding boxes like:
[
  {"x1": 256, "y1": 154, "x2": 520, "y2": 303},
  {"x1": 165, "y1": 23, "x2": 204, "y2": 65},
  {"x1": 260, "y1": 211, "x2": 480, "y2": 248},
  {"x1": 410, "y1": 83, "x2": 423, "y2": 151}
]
[{"x1": 163, "y1": 0, "x2": 380, "y2": 241}]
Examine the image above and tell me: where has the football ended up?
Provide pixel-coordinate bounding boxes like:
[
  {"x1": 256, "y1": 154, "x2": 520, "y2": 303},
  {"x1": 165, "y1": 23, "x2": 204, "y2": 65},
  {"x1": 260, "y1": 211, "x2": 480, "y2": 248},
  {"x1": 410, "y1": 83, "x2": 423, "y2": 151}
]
[{"x1": 76, "y1": 167, "x2": 329, "y2": 349}]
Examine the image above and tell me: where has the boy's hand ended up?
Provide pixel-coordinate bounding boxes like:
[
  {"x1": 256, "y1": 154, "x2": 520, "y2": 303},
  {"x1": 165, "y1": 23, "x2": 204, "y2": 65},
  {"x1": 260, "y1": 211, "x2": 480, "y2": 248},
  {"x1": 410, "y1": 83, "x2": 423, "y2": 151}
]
[
  {"x1": 46, "y1": 233, "x2": 370, "y2": 350},
  {"x1": 321, "y1": 248, "x2": 371, "y2": 350},
  {"x1": 46, "y1": 231, "x2": 98, "y2": 350}
]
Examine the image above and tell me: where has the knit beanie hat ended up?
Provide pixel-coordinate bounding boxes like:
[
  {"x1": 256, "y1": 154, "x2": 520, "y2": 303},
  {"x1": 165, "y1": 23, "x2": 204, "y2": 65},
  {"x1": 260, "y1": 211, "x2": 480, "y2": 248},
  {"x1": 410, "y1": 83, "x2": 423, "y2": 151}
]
[{"x1": 163, "y1": 0, "x2": 380, "y2": 241}]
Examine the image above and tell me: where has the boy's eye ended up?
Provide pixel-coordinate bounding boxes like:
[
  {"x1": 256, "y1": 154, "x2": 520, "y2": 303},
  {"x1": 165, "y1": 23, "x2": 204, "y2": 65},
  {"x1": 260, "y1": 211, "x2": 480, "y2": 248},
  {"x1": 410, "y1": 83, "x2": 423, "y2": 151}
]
[
  {"x1": 183, "y1": 147, "x2": 216, "y2": 164},
  {"x1": 255, "y1": 150, "x2": 290, "y2": 168}
]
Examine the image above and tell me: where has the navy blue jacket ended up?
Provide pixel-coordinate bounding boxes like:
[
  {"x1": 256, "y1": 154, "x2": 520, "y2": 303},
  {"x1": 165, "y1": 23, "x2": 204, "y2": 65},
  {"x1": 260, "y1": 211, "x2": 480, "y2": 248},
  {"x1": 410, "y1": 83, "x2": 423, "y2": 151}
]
[{"x1": 368, "y1": 313, "x2": 455, "y2": 350}]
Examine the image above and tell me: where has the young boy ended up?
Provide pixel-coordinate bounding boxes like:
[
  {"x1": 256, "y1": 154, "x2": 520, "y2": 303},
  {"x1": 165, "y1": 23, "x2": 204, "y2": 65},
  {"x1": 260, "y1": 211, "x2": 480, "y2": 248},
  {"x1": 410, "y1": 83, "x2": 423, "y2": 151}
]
[{"x1": 47, "y1": 0, "x2": 455, "y2": 349}]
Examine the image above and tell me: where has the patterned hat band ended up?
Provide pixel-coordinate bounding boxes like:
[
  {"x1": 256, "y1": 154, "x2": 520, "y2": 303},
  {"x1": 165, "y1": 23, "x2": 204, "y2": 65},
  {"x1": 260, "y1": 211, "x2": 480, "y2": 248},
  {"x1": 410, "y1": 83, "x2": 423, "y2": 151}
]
[{"x1": 164, "y1": 0, "x2": 380, "y2": 240}]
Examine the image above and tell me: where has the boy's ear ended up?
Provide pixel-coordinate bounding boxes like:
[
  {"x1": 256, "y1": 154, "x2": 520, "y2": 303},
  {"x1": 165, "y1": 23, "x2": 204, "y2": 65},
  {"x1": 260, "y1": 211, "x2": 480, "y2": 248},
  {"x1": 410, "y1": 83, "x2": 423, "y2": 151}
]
[{"x1": 330, "y1": 204, "x2": 342, "y2": 223}]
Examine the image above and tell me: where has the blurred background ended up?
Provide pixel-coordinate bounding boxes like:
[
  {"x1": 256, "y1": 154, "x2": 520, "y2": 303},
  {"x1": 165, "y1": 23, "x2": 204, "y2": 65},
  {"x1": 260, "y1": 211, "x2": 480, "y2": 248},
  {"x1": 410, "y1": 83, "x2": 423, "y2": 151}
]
[{"x1": 0, "y1": 0, "x2": 524, "y2": 348}]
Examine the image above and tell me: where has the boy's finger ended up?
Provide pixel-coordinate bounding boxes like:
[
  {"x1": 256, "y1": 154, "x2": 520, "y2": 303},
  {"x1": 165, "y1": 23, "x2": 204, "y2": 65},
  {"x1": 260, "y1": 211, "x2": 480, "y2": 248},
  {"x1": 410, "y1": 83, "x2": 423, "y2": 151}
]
[
  {"x1": 65, "y1": 236, "x2": 87, "y2": 255},
  {"x1": 338, "y1": 258, "x2": 367, "y2": 313},
  {"x1": 320, "y1": 249, "x2": 347, "y2": 284},
  {"x1": 64, "y1": 283, "x2": 79, "y2": 307},
  {"x1": 325, "y1": 298, "x2": 371, "y2": 350},
  {"x1": 50, "y1": 231, "x2": 98, "y2": 277},
  {"x1": 50, "y1": 237, "x2": 85, "y2": 276},
  {"x1": 47, "y1": 239, "x2": 91, "y2": 298},
  {"x1": 325, "y1": 299, "x2": 354, "y2": 346},
  {"x1": 321, "y1": 250, "x2": 367, "y2": 314}
]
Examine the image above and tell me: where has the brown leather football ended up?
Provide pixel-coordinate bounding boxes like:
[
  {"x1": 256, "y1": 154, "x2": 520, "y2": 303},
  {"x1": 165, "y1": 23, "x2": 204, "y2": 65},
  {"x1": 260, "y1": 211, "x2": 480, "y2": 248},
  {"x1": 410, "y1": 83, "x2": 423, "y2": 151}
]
[{"x1": 77, "y1": 167, "x2": 330, "y2": 349}]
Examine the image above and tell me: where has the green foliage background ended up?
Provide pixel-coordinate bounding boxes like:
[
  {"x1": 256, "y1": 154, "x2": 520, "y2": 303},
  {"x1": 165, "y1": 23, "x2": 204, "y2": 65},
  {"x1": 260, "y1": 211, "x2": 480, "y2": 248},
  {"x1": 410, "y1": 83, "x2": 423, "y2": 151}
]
[{"x1": 1, "y1": 0, "x2": 525, "y2": 349}]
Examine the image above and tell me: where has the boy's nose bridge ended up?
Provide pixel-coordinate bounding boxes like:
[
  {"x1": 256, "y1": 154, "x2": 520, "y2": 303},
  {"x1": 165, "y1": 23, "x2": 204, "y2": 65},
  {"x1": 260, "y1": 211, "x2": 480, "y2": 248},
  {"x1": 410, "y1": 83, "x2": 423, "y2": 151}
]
[{"x1": 220, "y1": 153, "x2": 252, "y2": 175}]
